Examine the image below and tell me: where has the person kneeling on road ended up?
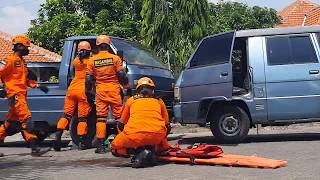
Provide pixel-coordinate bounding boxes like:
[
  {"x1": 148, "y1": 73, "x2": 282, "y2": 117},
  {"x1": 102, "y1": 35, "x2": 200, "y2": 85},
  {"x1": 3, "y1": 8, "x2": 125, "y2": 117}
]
[
  {"x1": 54, "y1": 41, "x2": 93, "y2": 151},
  {"x1": 111, "y1": 77, "x2": 171, "y2": 168},
  {"x1": 0, "y1": 35, "x2": 50, "y2": 157}
]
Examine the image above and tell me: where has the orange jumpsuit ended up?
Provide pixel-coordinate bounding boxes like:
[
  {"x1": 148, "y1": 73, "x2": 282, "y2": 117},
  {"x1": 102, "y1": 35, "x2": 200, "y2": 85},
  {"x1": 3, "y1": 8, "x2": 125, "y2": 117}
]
[
  {"x1": 57, "y1": 57, "x2": 92, "y2": 136},
  {"x1": 0, "y1": 54, "x2": 38, "y2": 142},
  {"x1": 87, "y1": 51, "x2": 123, "y2": 139},
  {"x1": 111, "y1": 96, "x2": 170, "y2": 155}
]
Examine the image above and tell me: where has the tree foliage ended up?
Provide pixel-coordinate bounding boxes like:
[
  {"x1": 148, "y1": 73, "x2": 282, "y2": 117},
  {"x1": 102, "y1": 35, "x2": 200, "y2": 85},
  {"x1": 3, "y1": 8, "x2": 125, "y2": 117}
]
[{"x1": 29, "y1": 0, "x2": 280, "y2": 76}]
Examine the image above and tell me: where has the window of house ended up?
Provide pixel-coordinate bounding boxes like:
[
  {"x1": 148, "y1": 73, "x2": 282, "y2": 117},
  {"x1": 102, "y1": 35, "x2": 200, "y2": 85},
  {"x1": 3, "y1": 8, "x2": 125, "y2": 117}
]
[{"x1": 266, "y1": 35, "x2": 318, "y2": 65}]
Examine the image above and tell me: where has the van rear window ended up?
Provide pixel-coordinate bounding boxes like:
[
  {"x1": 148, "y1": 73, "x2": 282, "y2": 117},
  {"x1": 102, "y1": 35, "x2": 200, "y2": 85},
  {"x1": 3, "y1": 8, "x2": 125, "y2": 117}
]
[{"x1": 266, "y1": 35, "x2": 318, "y2": 65}]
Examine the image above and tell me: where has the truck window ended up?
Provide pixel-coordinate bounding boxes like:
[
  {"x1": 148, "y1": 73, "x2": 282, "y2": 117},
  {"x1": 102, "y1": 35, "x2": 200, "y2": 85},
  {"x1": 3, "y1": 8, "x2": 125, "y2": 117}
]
[
  {"x1": 112, "y1": 39, "x2": 166, "y2": 69},
  {"x1": 189, "y1": 32, "x2": 234, "y2": 68},
  {"x1": 28, "y1": 66, "x2": 60, "y2": 84},
  {"x1": 266, "y1": 35, "x2": 318, "y2": 65}
]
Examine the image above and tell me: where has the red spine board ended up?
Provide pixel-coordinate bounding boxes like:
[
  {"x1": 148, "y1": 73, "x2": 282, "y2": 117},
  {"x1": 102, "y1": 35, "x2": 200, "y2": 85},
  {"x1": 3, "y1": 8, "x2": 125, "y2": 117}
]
[{"x1": 157, "y1": 154, "x2": 288, "y2": 169}]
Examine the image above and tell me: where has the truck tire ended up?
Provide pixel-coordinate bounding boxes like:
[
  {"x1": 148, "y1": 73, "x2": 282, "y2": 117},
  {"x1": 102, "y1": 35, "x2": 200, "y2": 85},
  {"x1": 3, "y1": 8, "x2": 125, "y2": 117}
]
[
  {"x1": 210, "y1": 105, "x2": 250, "y2": 144},
  {"x1": 70, "y1": 114, "x2": 96, "y2": 148}
]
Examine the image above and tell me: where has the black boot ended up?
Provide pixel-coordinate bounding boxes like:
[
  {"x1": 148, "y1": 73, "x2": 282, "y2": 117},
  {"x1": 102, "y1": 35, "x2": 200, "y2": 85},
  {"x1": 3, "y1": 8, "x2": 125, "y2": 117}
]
[
  {"x1": 53, "y1": 130, "x2": 63, "y2": 151},
  {"x1": 78, "y1": 137, "x2": 86, "y2": 150},
  {"x1": 95, "y1": 139, "x2": 107, "y2": 154},
  {"x1": 131, "y1": 148, "x2": 156, "y2": 168},
  {"x1": 0, "y1": 152, "x2": 4, "y2": 157},
  {"x1": 30, "y1": 141, "x2": 51, "y2": 157}
]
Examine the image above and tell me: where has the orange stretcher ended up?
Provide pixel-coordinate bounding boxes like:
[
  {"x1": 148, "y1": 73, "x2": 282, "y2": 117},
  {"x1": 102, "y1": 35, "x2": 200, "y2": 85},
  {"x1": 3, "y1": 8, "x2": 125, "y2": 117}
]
[{"x1": 157, "y1": 144, "x2": 288, "y2": 169}]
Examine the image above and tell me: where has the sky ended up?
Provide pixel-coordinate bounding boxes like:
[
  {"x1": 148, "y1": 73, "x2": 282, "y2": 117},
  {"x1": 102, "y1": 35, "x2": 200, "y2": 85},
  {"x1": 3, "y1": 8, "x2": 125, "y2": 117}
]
[{"x1": 1, "y1": 0, "x2": 320, "y2": 34}]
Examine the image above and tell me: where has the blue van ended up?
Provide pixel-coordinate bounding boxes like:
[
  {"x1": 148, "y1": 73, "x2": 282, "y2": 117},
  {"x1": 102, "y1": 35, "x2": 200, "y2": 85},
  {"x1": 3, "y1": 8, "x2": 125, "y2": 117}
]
[
  {"x1": 0, "y1": 36, "x2": 174, "y2": 145},
  {"x1": 174, "y1": 26, "x2": 320, "y2": 143}
]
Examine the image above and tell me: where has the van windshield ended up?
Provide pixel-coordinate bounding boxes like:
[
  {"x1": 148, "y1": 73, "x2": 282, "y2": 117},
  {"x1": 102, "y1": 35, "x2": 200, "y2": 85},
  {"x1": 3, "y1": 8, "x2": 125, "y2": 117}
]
[{"x1": 112, "y1": 39, "x2": 166, "y2": 69}]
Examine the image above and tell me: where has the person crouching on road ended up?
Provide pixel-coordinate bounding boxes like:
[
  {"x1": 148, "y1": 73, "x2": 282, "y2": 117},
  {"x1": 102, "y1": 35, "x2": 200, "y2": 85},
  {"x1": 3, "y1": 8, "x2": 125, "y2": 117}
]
[
  {"x1": 111, "y1": 77, "x2": 171, "y2": 168},
  {"x1": 0, "y1": 35, "x2": 50, "y2": 156},
  {"x1": 86, "y1": 35, "x2": 128, "y2": 154},
  {"x1": 54, "y1": 41, "x2": 93, "y2": 151}
]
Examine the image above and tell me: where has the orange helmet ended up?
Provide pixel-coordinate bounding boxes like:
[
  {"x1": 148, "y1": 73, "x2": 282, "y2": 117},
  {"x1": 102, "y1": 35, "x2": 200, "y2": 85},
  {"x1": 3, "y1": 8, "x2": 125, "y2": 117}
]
[
  {"x1": 136, "y1": 77, "x2": 155, "y2": 90},
  {"x1": 96, "y1": 35, "x2": 111, "y2": 46},
  {"x1": 12, "y1": 34, "x2": 31, "y2": 47},
  {"x1": 77, "y1": 41, "x2": 91, "y2": 52}
]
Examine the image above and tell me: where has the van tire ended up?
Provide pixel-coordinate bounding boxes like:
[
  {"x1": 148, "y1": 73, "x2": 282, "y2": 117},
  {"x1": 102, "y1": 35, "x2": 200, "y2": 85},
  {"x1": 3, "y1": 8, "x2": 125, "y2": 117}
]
[{"x1": 210, "y1": 105, "x2": 249, "y2": 144}]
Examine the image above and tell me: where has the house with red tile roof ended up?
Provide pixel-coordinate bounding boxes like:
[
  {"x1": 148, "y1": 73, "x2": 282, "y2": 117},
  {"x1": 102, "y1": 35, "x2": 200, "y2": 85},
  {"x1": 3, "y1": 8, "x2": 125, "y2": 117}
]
[
  {"x1": 0, "y1": 31, "x2": 61, "y2": 63},
  {"x1": 0, "y1": 31, "x2": 61, "y2": 83},
  {"x1": 277, "y1": 0, "x2": 320, "y2": 27}
]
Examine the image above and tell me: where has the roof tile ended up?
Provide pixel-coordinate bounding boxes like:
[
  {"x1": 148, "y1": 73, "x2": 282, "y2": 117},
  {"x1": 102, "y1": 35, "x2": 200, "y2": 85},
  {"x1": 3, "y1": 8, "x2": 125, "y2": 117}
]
[
  {"x1": 0, "y1": 31, "x2": 61, "y2": 63},
  {"x1": 277, "y1": 0, "x2": 320, "y2": 27}
]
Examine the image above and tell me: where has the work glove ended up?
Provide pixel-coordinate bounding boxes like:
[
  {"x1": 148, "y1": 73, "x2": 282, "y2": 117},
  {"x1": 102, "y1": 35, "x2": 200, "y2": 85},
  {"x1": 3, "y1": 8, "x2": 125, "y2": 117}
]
[
  {"x1": 0, "y1": 85, "x2": 6, "y2": 98},
  {"x1": 38, "y1": 85, "x2": 49, "y2": 93}
]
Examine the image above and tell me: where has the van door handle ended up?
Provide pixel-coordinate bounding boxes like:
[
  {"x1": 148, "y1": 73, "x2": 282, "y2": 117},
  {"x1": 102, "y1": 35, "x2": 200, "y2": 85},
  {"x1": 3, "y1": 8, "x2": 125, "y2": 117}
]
[
  {"x1": 309, "y1": 70, "x2": 319, "y2": 75},
  {"x1": 220, "y1": 72, "x2": 228, "y2": 76}
]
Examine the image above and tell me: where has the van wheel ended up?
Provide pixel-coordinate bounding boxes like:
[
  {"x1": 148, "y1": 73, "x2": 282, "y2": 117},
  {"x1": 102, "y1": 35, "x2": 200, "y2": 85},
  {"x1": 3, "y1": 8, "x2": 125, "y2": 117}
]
[
  {"x1": 70, "y1": 114, "x2": 96, "y2": 148},
  {"x1": 210, "y1": 105, "x2": 250, "y2": 144}
]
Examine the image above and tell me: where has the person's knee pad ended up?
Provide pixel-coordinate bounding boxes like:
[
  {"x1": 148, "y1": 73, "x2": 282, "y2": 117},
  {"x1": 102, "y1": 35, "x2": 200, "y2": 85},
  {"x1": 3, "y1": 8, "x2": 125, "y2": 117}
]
[
  {"x1": 96, "y1": 121, "x2": 106, "y2": 139},
  {"x1": 77, "y1": 121, "x2": 87, "y2": 136},
  {"x1": 57, "y1": 117, "x2": 69, "y2": 130}
]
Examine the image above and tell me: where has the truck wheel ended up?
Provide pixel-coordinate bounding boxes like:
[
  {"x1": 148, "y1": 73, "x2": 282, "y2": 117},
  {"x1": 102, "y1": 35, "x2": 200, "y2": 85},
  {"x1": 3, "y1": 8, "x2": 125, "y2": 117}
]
[
  {"x1": 70, "y1": 114, "x2": 96, "y2": 148},
  {"x1": 210, "y1": 105, "x2": 250, "y2": 144}
]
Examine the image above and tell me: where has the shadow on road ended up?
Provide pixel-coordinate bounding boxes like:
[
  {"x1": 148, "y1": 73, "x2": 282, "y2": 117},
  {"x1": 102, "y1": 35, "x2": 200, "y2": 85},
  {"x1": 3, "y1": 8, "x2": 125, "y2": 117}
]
[
  {"x1": 0, "y1": 140, "x2": 70, "y2": 147},
  {"x1": 177, "y1": 133, "x2": 320, "y2": 146}
]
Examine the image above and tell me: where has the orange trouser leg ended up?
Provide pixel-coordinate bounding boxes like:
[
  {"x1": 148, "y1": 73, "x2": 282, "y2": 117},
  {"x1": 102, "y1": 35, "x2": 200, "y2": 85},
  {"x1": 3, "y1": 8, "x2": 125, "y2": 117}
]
[
  {"x1": 96, "y1": 119, "x2": 106, "y2": 140},
  {"x1": 77, "y1": 93, "x2": 92, "y2": 136},
  {"x1": 57, "y1": 93, "x2": 76, "y2": 130},
  {"x1": 95, "y1": 93, "x2": 108, "y2": 140},
  {"x1": 7, "y1": 94, "x2": 37, "y2": 142},
  {"x1": 111, "y1": 132, "x2": 167, "y2": 156},
  {"x1": 77, "y1": 119, "x2": 87, "y2": 136},
  {"x1": 13, "y1": 94, "x2": 32, "y2": 122},
  {"x1": 109, "y1": 91, "x2": 123, "y2": 119}
]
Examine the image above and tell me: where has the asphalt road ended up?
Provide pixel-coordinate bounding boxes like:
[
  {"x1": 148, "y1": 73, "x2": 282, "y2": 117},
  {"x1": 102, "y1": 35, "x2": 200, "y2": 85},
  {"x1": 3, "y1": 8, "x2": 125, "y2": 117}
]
[{"x1": 1, "y1": 125, "x2": 320, "y2": 180}]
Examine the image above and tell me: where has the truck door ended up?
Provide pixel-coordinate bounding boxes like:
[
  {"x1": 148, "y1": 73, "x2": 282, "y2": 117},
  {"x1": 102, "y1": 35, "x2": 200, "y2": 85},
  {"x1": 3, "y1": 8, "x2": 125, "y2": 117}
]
[
  {"x1": 179, "y1": 31, "x2": 235, "y2": 124},
  {"x1": 26, "y1": 40, "x2": 75, "y2": 127},
  {"x1": 264, "y1": 33, "x2": 320, "y2": 121}
]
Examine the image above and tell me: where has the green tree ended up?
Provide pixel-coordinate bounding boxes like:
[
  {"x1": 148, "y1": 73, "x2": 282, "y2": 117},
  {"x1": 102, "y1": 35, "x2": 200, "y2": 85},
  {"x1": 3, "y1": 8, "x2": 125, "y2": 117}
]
[
  {"x1": 209, "y1": 2, "x2": 280, "y2": 33},
  {"x1": 29, "y1": 0, "x2": 279, "y2": 77},
  {"x1": 29, "y1": 0, "x2": 142, "y2": 53}
]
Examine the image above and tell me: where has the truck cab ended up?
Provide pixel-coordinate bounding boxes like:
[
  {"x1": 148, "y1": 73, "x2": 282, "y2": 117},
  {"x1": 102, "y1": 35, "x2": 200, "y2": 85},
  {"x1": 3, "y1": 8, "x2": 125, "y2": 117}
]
[
  {"x1": 0, "y1": 36, "x2": 174, "y2": 145},
  {"x1": 174, "y1": 26, "x2": 320, "y2": 143}
]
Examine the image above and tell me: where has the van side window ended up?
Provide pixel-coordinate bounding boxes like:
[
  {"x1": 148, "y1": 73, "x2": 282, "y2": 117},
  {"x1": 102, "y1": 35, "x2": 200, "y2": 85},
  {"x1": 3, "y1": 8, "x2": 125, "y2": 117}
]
[
  {"x1": 266, "y1": 35, "x2": 318, "y2": 65},
  {"x1": 189, "y1": 32, "x2": 234, "y2": 67}
]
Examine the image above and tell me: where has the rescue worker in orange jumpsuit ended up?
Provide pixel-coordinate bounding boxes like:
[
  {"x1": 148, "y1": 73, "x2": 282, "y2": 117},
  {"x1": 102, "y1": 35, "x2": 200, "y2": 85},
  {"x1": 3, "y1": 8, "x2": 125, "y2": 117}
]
[
  {"x1": 54, "y1": 41, "x2": 93, "y2": 151},
  {"x1": 86, "y1": 35, "x2": 128, "y2": 154},
  {"x1": 0, "y1": 35, "x2": 50, "y2": 156},
  {"x1": 111, "y1": 77, "x2": 171, "y2": 168}
]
